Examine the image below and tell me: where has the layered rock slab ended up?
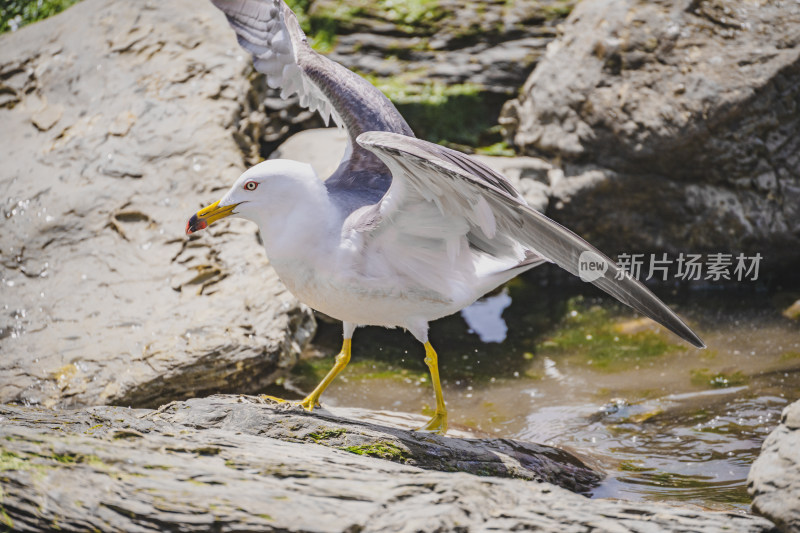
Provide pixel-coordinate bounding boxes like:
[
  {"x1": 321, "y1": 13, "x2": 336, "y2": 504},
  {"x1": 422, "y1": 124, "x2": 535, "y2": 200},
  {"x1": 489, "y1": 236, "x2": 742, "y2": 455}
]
[
  {"x1": 0, "y1": 395, "x2": 776, "y2": 533},
  {"x1": 0, "y1": 0, "x2": 314, "y2": 408}
]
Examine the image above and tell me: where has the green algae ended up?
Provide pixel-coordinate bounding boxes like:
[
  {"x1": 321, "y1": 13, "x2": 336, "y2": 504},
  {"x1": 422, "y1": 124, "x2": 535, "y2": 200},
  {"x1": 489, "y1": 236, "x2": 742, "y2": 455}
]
[
  {"x1": 291, "y1": 355, "x2": 427, "y2": 388},
  {"x1": 619, "y1": 460, "x2": 651, "y2": 472},
  {"x1": 535, "y1": 296, "x2": 684, "y2": 372},
  {"x1": 689, "y1": 369, "x2": 748, "y2": 389}
]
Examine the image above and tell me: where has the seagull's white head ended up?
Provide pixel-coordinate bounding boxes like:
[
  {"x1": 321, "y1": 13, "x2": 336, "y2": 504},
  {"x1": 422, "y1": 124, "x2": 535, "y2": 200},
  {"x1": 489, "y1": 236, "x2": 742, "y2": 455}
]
[{"x1": 186, "y1": 159, "x2": 321, "y2": 235}]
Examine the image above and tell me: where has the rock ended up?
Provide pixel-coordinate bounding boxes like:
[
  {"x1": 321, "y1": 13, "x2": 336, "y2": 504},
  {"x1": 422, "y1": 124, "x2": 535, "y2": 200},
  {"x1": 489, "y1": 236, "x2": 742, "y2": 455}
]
[
  {"x1": 0, "y1": 0, "x2": 315, "y2": 408},
  {"x1": 502, "y1": 0, "x2": 800, "y2": 278},
  {"x1": 0, "y1": 395, "x2": 776, "y2": 532},
  {"x1": 472, "y1": 153, "x2": 555, "y2": 213},
  {"x1": 318, "y1": 0, "x2": 567, "y2": 94},
  {"x1": 783, "y1": 300, "x2": 800, "y2": 321},
  {"x1": 748, "y1": 400, "x2": 800, "y2": 533},
  {"x1": 297, "y1": 0, "x2": 574, "y2": 145},
  {"x1": 270, "y1": 127, "x2": 349, "y2": 179},
  {"x1": 30, "y1": 101, "x2": 63, "y2": 131}
]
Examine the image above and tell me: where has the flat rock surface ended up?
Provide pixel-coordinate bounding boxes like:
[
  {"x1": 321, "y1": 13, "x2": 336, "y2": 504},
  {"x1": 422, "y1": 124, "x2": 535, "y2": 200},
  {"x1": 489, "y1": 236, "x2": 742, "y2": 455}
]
[
  {"x1": 0, "y1": 0, "x2": 315, "y2": 408},
  {"x1": 0, "y1": 395, "x2": 776, "y2": 532},
  {"x1": 748, "y1": 400, "x2": 800, "y2": 533},
  {"x1": 502, "y1": 0, "x2": 800, "y2": 276}
]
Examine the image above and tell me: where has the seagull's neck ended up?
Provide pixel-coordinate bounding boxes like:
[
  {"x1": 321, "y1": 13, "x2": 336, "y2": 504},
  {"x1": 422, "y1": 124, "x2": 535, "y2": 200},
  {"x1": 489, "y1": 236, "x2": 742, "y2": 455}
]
[{"x1": 252, "y1": 175, "x2": 341, "y2": 273}]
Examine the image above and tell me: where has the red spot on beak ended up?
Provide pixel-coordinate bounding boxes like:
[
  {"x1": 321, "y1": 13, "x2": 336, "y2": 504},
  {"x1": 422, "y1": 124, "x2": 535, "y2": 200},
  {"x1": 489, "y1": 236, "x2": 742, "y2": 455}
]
[{"x1": 186, "y1": 215, "x2": 208, "y2": 235}]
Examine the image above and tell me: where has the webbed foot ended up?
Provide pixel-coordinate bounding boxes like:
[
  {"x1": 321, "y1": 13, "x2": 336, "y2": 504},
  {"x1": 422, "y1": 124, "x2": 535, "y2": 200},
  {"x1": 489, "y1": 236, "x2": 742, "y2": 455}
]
[{"x1": 416, "y1": 411, "x2": 448, "y2": 435}]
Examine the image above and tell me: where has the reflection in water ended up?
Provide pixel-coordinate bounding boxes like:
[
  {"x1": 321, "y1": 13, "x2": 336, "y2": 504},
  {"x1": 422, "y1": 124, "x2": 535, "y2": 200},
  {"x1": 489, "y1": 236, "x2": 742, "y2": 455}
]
[
  {"x1": 460, "y1": 289, "x2": 512, "y2": 343},
  {"x1": 283, "y1": 271, "x2": 800, "y2": 511}
]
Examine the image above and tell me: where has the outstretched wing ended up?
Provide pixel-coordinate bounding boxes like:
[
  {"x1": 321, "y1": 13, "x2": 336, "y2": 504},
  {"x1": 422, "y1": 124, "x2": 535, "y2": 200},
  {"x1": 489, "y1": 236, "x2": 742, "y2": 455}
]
[
  {"x1": 357, "y1": 131, "x2": 705, "y2": 349},
  {"x1": 210, "y1": 0, "x2": 413, "y2": 188}
]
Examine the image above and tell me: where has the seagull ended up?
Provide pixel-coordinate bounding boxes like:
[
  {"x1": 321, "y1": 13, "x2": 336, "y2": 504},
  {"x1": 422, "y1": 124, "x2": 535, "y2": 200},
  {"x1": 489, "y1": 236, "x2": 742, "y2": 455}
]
[{"x1": 187, "y1": 0, "x2": 705, "y2": 435}]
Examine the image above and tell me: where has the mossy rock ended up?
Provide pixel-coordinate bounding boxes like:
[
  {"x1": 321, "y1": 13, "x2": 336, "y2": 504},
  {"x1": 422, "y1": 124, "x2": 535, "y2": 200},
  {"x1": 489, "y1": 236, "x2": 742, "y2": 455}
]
[{"x1": 534, "y1": 296, "x2": 685, "y2": 372}]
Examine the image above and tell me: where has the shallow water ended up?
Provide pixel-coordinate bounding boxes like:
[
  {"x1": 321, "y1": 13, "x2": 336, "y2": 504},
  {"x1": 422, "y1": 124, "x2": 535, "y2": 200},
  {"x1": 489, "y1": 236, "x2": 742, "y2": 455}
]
[{"x1": 274, "y1": 270, "x2": 800, "y2": 511}]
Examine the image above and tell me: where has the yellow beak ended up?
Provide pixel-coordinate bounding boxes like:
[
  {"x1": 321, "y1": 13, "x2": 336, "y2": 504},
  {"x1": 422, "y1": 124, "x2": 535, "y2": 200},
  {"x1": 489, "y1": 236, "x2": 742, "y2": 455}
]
[{"x1": 185, "y1": 199, "x2": 238, "y2": 235}]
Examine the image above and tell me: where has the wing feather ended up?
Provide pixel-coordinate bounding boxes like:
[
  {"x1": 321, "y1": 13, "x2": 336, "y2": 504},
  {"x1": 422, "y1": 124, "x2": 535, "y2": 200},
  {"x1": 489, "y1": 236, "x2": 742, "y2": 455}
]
[
  {"x1": 210, "y1": 0, "x2": 413, "y2": 189},
  {"x1": 357, "y1": 131, "x2": 705, "y2": 349}
]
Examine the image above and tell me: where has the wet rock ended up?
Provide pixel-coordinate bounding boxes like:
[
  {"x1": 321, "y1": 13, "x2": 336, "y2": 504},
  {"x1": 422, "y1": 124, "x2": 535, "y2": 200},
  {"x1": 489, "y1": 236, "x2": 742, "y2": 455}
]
[
  {"x1": 502, "y1": 0, "x2": 800, "y2": 277},
  {"x1": 748, "y1": 400, "x2": 800, "y2": 533},
  {"x1": 0, "y1": 0, "x2": 315, "y2": 408},
  {"x1": 0, "y1": 395, "x2": 776, "y2": 532}
]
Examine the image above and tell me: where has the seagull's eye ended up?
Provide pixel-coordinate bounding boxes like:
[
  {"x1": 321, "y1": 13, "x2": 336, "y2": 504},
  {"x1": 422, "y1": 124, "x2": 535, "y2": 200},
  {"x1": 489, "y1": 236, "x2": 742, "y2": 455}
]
[{"x1": 243, "y1": 181, "x2": 258, "y2": 191}]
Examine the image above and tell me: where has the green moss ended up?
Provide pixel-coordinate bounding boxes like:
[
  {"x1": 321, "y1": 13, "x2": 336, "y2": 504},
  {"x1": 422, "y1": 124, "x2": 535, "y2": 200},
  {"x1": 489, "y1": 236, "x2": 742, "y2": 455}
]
[
  {"x1": 0, "y1": 448, "x2": 104, "y2": 472},
  {"x1": 52, "y1": 453, "x2": 77, "y2": 464},
  {"x1": 308, "y1": 18, "x2": 339, "y2": 53},
  {"x1": 0, "y1": 505, "x2": 12, "y2": 529},
  {"x1": 307, "y1": 428, "x2": 347, "y2": 442},
  {"x1": 1, "y1": 0, "x2": 83, "y2": 33},
  {"x1": 690, "y1": 369, "x2": 748, "y2": 389},
  {"x1": 286, "y1": 1, "x2": 366, "y2": 53},
  {"x1": 284, "y1": 0, "x2": 311, "y2": 29},
  {"x1": 365, "y1": 74, "x2": 481, "y2": 105},
  {"x1": 780, "y1": 351, "x2": 800, "y2": 361},
  {"x1": 541, "y1": 0, "x2": 576, "y2": 20},
  {"x1": 535, "y1": 296, "x2": 683, "y2": 372},
  {"x1": 475, "y1": 141, "x2": 515, "y2": 157},
  {"x1": 0, "y1": 450, "x2": 36, "y2": 472},
  {"x1": 363, "y1": 73, "x2": 502, "y2": 146},
  {"x1": 257, "y1": 513, "x2": 273, "y2": 521},
  {"x1": 342, "y1": 441, "x2": 410, "y2": 461},
  {"x1": 381, "y1": 0, "x2": 444, "y2": 27}
]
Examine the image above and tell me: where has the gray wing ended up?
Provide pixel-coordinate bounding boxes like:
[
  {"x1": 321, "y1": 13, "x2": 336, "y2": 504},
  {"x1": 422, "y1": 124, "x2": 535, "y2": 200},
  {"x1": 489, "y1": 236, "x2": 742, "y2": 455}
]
[
  {"x1": 210, "y1": 0, "x2": 413, "y2": 191},
  {"x1": 357, "y1": 131, "x2": 705, "y2": 349}
]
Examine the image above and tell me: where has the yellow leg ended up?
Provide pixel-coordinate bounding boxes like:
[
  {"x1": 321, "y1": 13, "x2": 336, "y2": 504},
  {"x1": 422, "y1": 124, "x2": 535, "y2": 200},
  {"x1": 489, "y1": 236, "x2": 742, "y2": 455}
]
[
  {"x1": 298, "y1": 339, "x2": 352, "y2": 411},
  {"x1": 417, "y1": 342, "x2": 448, "y2": 435}
]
